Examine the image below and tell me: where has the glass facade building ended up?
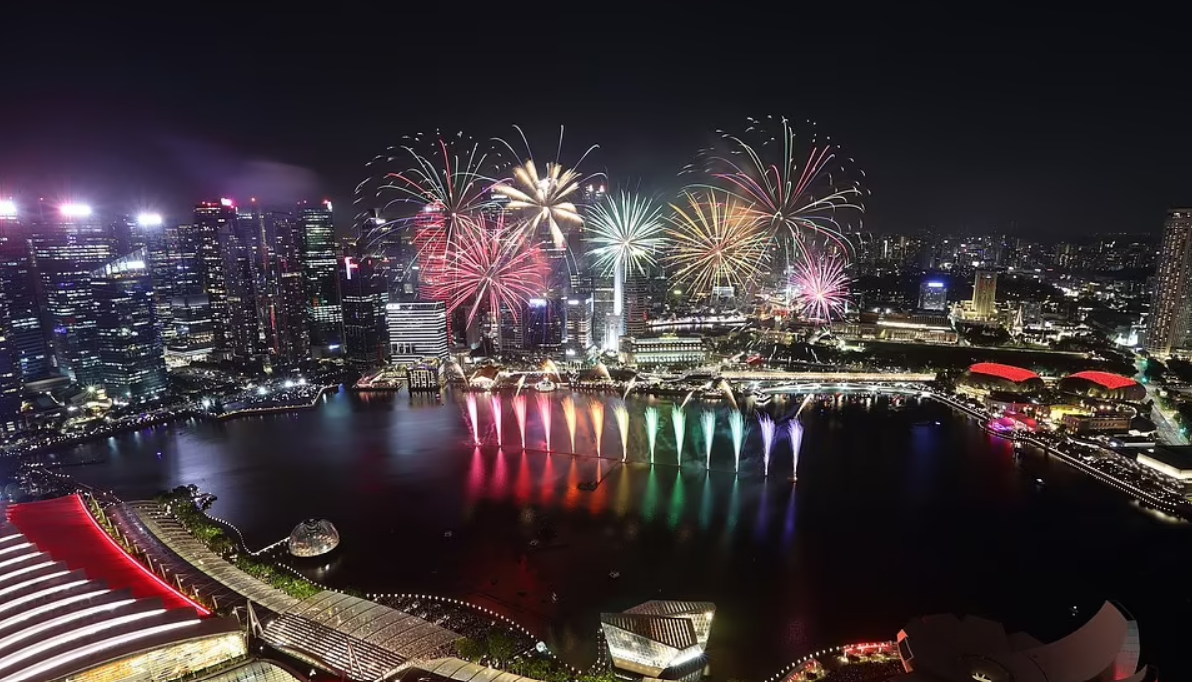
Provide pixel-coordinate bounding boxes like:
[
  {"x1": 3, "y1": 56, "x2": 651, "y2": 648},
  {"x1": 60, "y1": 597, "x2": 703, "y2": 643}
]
[
  {"x1": 299, "y1": 202, "x2": 340, "y2": 353},
  {"x1": 182, "y1": 202, "x2": 236, "y2": 350},
  {"x1": 91, "y1": 249, "x2": 168, "y2": 402},
  {"x1": 339, "y1": 255, "x2": 388, "y2": 368},
  {"x1": 386, "y1": 300, "x2": 448, "y2": 365}
]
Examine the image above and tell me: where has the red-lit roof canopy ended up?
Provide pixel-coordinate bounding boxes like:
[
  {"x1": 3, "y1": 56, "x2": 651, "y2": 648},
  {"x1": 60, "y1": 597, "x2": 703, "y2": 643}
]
[
  {"x1": 968, "y1": 363, "x2": 1040, "y2": 384},
  {"x1": 1066, "y1": 371, "x2": 1139, "y2": 391},
  {"x1": 7, "y1": 495, "x2": 208, "y2": 615}
]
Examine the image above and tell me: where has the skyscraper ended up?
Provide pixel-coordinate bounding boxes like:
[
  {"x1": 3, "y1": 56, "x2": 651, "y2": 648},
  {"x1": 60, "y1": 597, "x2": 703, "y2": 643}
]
[
  {"x1": 222, "y1": 209, "x2": 265, "y2": 360},
  {"x1": 971, "y1": 269, "x2": 998, "y2": 319},
  {"x1": 919, "y1": 279, "x2": 947, "y2": 311},
  {"x1": 339, "y1": 255, "x2": 388, "y2": 368},
  {"x1": 299, "y1": 201, "x2": 340, "y2": 354},
  {"x1": 29, "y1": 204, "x2": 115, "y2": 385},
  {"x1": 181, "y1": 200, "x2": 236, "y2": 350},
  {"x1": 523, "y1": 297, "x2": 565, "y2": 354},
  {"x1": 387, "y1": 301, "x2": 448, "y2": 365},
  {"x1": 0, "y1": 209, "x2": 48, "y2": 381},
  {"x1": 265, "y1": 211, "x2": 310, "y2": 365},
  {"x1": 144, "y1": 218, "x2": 179, "y2": 343},
  {"x1": 564, "y1": 295, "x2": 593, "y2": 357},
  {"x1": 0, "y1": 199, "x2": 22, "y2": 430},
  {"x1": 1147, "y1": 209, "x2": 1192, "y2": 356},
  {"x1": 623, "y1": 273, "x2": 650, "y2": 338},
  {"x1": 91, "y1": 249, "x2": 167, "y2": 402}
]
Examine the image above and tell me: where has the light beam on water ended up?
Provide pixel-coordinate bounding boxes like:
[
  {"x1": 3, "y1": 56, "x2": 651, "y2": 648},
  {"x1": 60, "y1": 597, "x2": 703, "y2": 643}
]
[
  {"x1": 466, "y1": 393, "x2": 480, "y2": 445},
  {"x1": 729, "y1": 411, "x2": 745, "y2": 473},
  {"x1": 758, "y1": 413, "x2": 776, "y2": 477},
  {"x1": 788, "y1": 419, "x2": 804, "y2": 481},
  {"x1": 701, "y1": 410, "x2": 715, "y2": 469},
  {"x1": 612, "y1": 402, "x2": 629, "y2": 463},
  {"x1": 513, "y1": 395, "x2": 528, "y2": 449},
  {"x1": 644, "y1": 406, "x2": 660, "y2": 464},
  {"x1": 562, "y1": 397, "x2": 577, "y2": 452},
  {"x1": 672, "y1": 406, "x2": 686, "y2": 466},
  {"x1": 490, "y1": 395, "x2": 503, "y2": 447},
  {"x1": 590, "y1": 401, "x2": 604, "y2": 457},
  {"x1": 537, "y1": 394, "x2": 552, "y2": 451}
]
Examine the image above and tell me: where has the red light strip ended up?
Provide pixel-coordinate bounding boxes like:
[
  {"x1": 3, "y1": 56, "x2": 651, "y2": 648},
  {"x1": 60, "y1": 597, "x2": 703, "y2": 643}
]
[{"x1": 73, "y1": 496, "x2": 211, "y2": 617}]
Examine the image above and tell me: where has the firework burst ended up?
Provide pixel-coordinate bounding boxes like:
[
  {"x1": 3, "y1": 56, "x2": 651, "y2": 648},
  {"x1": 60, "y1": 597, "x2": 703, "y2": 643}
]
[
  {"x1": 428, "y1": 216, "x2": 548, "y2": 326},
  {"x1": 691, "y1": 115, "x2": 865, "y2": 256},
  {"x1": 791, "y1": 254, "x2": 851, "y2": 322},
  {"x1": 355, "y1": 130, "x2": 498, "y2": 252},
  {"x1": 664, "y1": 191, "x2": 768, "y2": 295},
  {"x1": 493, "y1": 126, "x2": 600, "y2": 248},
  {"x1": 586, "y1": 191, "x2": 667, "y2": 278}
]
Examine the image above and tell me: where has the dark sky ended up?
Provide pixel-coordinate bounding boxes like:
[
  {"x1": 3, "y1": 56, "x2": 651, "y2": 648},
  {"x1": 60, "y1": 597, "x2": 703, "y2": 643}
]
[{"x1": 2, "y1": 11, "x2": 1189, "y2": 239}]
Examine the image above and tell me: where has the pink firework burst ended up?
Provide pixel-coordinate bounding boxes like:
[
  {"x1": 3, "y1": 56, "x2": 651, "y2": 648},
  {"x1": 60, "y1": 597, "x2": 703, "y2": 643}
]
[
  {"x1": 791, "y1": 255, "x2": 851, "y2": 322},
  {"x1": 429, "y1": 216, "x2": 548, "y2": 326}
]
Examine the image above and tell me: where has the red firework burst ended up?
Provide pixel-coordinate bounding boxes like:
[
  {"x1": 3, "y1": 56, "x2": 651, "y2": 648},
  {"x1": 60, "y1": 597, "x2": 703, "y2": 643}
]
[
  {"x1": 429, "y1": 216, "x2": 548, "y2": 326},
  {"x1": 791, "y1": 255, "x2": 850, "y2": 322}
]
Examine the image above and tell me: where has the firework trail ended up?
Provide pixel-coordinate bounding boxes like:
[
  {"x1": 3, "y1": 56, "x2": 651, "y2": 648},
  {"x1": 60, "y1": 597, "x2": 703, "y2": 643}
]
[
  {"x1": 590, "y1": 400, "x2": 605, "y2": 457},
  {"x1": 690, "y1": 115, "x2": 865, "y2": 258},
  {"x1": 537, "y1": 394, "x2": 552, "y2": 451},
  {"x1": 788, "y1": 420, "x2": 804, "y2": 481},
  {"x1": 491, "y1": 394, "x2": 503, "y2": 447},
  {"x1": 672, "y1": 405, "x2": 686, "y2": 465},
  {"x1": 493, "y1": 125, "x2": 601, "y2": 248},
  {"x1": 758, "y1": 413, "x2": 776, "y2": 477},
  {"x1": 466, "y1": 393, "x2": 480, "y2": 445},
  {"x1": 428, "y1": 216, "x2": 548, "y2": 328},
  {"x1": 791, "y1": 254, "x2": 851, "y2": 323},
  {"x1": 665, "y1": 191, "x2": 768, "y2": 296},
  {"x1": 644, "y1": 407, "x2": 660, "y2": 464},
  {"x1": 562, "y1": 396, "x2": 578, "y2": 452},
  {"x1": 728, "y1": 411, "x2": 746, "y2": 473},
  {"x1": 514, "y1": 395, "x2": 528, "y2": 449},
  {"x1": 701, "y1": 411, "x2": 716, "y2": 469},
  {"x1": 613, "y1": 401, "x2": 630, "y2": 463}
]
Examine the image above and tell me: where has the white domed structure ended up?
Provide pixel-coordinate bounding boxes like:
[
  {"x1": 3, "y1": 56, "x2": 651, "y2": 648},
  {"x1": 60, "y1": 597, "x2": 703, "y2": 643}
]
[{"x1": 288, "y1": 519, "x2": 340, "y2": 558}]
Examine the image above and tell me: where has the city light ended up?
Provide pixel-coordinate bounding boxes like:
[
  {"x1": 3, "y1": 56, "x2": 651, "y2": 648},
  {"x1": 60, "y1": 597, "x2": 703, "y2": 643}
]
[
  {"x1": 136, "y1": 213, "x2": 163, "y2": 227},
  {"x1": 0, "y1": 199, "x2": 15, "y2": 217},
  {"x1": 59, "y1": 203, "x2": 92, "y2": 218},
  {"x1": 219, "y1": 198, "x2": 233, "y2": 207}
]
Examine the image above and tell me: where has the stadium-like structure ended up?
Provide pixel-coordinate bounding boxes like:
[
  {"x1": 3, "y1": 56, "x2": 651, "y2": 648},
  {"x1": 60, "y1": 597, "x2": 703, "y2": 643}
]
[
  {"x1": 958, "y1": 363, "x2": 1045, "y2": 394},
  {"x1": 1057, "y1": 371, "x2": 1146, "y2": 402}
]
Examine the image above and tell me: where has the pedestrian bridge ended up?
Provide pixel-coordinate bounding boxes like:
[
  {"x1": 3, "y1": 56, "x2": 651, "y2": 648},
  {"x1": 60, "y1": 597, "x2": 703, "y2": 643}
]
[
  {"x1": 759, "y1": 382, "x2": 930, "y2": 396},
  {"x1": 719, "y1": 371, "x2": 935, "y2": 383}
]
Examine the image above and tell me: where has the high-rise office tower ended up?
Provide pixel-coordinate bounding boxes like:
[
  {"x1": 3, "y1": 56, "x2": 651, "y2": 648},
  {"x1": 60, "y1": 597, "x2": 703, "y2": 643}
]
[
  {"x1": 919, "y1": 279, "x2": 947, "y2": 311},
  {"x1": 0, "y1": 207, "x2": 48, "y2": 381},
  {"x1": 91, "y1": 249, "x2": 167, "y2": 402},
  {"x1": 971, "y1": 270, "x2": 998, "y2": 319},
  {"x1": 222, "y1": 207, "x2": 267, "y2": 361},
  {"x1": 564, "y1": 295, "x2": 593, "y2": 357},
  {"x1": 139, "y1": 215, "x2": 177, "y2": 343},
  {"x1": 623, "y1": 273, "x2": 650, "y2": 338},
  {"x1": 523, "y1": 297, "x2": 565, "y2": 355},
  {"x1": 266, "y1": 211, "x2": 310, "y2": 365},
  {"x1": 166, "y1": 294, "x2": 215, "y2": 364},
  {"x1": 1147, "y1": 209, "x2": 1192, "y2": 356},
  {"x1": 387, "y1": 300, "x2": 448, "y2": 365},
  {"x1": 339, "y1": 255, "x2": 388, "y2": 368},
  {"x1": 299, "y1": 201, "x2": 340, "y2": 354},
  {"x1": 29, "y1": 203, "x2": 115, "y2": 385},
  {"x1": 411, "y1": 203, "x2": 452, "y2": 339},
  {"x1": 0, "y1": 199, "x2": 21, "y2": 430},
  {"x1": 181, "y1": 200, "x2": 236, "y2": 350}
]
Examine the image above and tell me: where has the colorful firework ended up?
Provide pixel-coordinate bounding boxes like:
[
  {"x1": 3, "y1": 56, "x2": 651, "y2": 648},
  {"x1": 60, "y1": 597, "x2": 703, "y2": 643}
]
[
  {"x1": 791, "y1": 254, "x2": 851, "y2": 322},
  {"x1": 665, "y1": 191, "x2": 768, "y2": 295},
  {"x1": 586, "y1": 192, "x2": 667, "y2": 278},
  {"x1": 428, "y1": 216, "x2": 548, "y2": 327},
  {"x1": 356, "y1": 130, "x2": 498, "y2": 253},
  {"x1": 493, "y1": 126, "x2": 600, "y2": 248},
  {"x1": 691, "y1": 115, "x2": 865, "y2": 256}
]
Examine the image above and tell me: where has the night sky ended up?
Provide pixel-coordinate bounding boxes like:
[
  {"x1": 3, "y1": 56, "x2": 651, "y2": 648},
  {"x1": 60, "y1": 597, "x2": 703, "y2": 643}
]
[{"x1": 2, "y1": 12, "x2": 1189, "y2": 238}]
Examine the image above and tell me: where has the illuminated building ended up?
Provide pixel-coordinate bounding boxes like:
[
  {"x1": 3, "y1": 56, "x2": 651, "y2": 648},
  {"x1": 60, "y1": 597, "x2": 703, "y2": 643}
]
[
  {"x1": 837, "y1": 311, "x2": 958, "y2": 345},
  {"x1": 896, "y1": 601, "x2": 1151, "y2": 681},
  {"x1": 0, "y1": 207, "x2": 48, "y2": 386},
  {"x1": 91, "y1": 249, "x2": 168, "y2": 402},
  {"x1": 565, "y1": 295, "x2": 594, "y2": 356},
  {"x1": 386, "y1": 301, "x2": 448, "y2": 365},
  {"x1": 407, "y1": 363, "x2": 444, "y2": 391},
  {"x1": 288, "y1": 519, "x2": 340, "y2": 558},
  {"x1": 918, "y1": 279, "x2": 947, "y2": 311},
  {"x1": 29, "y1": 204, "x2": 115, "y2": 385},
  {"x1": 0, "y1": 208, "x2": 19, "y2": 427},
  {"x1": 957, "y1": 363, "x2": 1044, "y2": 397},
  {"x1": 411, "y1": 203, "x2": 450, "y2": 335},
  {"x1": 971, "y1": 269, "x2": 997, "y2": 318},
  {"x1": 600, "y1": 600, "x2": 716, "y2": 677},
  {"x1": 166, "y1": 294, "x2": 215, "y2": 365},
  {"x1": 145, "y1": 221, "x2": 181, "y2": 343},
  {"x1": 1135, "y1": 445, "x2": 1192, "y2": 493},
  {"x1": 222, "y1": 207, "x2": 267, "y2": 360},
  {"x1": 299, "y1": 201, "x2": 340, "y2": 354},
  {"x1": 183, "y1": 200, "x2": 236, "y2": 351},
  {"x1": 523, "y1": 297, "x2": 565, "y2": 354},
  {"x1": 623, "y1": 273, "x2": 650, "y2": 338},
  {"x1": 3, "y1": 495, "x2": 244, "y2": 682},
  {"x1": 620, "y1": 335, "x2": 707, "y2": 367},
  {"x1": 1057, "y1": 371, "x2": 1146, "y2": 402},
  {"x1": 339, "y1": 255, "x2": 388, "y2": 368},
  {"x1": 1147, "y1": 208, "x2": 1192, "y2": 356},
  {"x1": 266, "y1": 211, "x2": 311, "y2": 365}
]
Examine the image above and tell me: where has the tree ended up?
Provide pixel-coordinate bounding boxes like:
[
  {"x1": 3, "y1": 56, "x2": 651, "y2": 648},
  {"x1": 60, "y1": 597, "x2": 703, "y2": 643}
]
[
  {"x1": 454, "y1": 638, "x2": 486, "y2": 662},
  {"x1": 486, "y1": 631, "x2": 519, "y2": 666}
]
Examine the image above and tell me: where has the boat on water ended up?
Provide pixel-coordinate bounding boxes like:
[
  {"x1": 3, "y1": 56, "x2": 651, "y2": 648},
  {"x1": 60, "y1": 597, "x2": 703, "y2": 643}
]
[{"x1": 534, "y1": 379, "x2": 557, "y2": 392}]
